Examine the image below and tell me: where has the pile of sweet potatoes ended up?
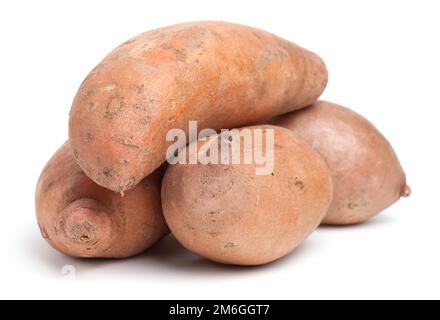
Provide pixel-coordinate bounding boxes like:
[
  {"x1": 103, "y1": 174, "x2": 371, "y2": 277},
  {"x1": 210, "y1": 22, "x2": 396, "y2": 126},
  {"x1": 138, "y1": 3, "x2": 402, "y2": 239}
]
[{"x1": 36, "y1": 21, "x2": 409, "y2": 265}]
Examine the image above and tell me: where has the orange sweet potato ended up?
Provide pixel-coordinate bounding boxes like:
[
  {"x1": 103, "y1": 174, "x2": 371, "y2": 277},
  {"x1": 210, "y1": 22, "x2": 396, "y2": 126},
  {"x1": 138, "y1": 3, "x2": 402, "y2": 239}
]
[
  {"x1": 273, "y1": 101, "x2": 410, "y2": 225},
  {"x1": 35, "y1": 142, "x2": 168, "y2": 258},
  {"x1": 161, "y1": 125, "x2": 333, "y2": 265},
  {"x1": 69, "y1": 21, "x2": 328, "y2": 193}
]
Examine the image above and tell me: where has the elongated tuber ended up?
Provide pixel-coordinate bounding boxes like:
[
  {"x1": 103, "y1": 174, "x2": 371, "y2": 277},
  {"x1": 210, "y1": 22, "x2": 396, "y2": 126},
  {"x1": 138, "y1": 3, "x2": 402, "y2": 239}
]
[
  {"x1": 273, "y1": 101, "x2": 410, "y2": 225},
  {"x1": 35, "y1": 142, "x2": 168, "y2": 258},
  {"x1": 69, "y1": 21, "x2": 328, "y2": 193}
]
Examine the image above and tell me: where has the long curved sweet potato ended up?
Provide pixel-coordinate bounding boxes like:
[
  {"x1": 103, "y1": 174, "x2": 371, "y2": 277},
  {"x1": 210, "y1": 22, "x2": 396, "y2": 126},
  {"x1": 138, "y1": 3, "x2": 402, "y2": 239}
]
[{"x1": 69, "y1": 21, "x2": 327, "y2": 192}]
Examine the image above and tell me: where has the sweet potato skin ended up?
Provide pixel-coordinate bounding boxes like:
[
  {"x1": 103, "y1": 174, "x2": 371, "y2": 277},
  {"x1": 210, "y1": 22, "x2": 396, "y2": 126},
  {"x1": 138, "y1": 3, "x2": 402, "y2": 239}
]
[
  {"x1": 69, "y1": 21, "x2": 328, "y2": 193},
  {"x1": 161, "y1": 125, "x2": 333, "y2": 265},
  {"x1": 273, "y1": 101, "x2": 410, "y2": 225},
  {"x1": 35, "y1": 142, "x2": 168, "y2": 258}
]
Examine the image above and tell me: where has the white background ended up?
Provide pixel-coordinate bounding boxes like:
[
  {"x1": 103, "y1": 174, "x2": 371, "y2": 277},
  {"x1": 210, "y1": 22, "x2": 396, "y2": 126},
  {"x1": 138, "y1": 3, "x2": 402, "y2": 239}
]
[{"x1": 0, "y1": 0, "x2": 439, "y2": 300}]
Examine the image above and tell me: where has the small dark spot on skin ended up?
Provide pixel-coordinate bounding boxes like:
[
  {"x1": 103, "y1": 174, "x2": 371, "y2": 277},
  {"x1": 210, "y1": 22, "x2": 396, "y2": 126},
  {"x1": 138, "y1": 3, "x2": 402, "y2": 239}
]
[
  {"x1": 103, "y1": 168, "x2": 114, "y2": 178},
  {"x1": 69, "y1": 222, "x2": 94, "y2": 243},
  {"x1": 224, "y1": 242, "x2": 235, "y2": 248},
  {"x1": 288, "y1": 177, "x2": 305, "y2": 191},
  {"x1": 43, "y1": 181, "x2": 55, "y2": 194},
  {"x1": 84, "y1": 132, "x2": 93, "y2": 143},
  {"x1": 122, "y1": 159, "x2": 129, "y2": 166},
  {"x1": 185, "y1": 224, "x2": 195, "y2": 231},
  {"x1": 139, "y1": 117, "x2": 151, "y2": 127},
  {"x1": 271, "y1": 172, "x2": 275, "y2": 176},
  {"x1": 82, "y1": 89, "x2": 95, "y2": 100},
  {"x1": 168, "y1": 116, "x2": 176, "y2": 122},
  {"x1": 200, "y1": 173, "x2": 212, "y2": 185},
  {"x1": 211, "y1": 219, "x2": 217, "y2": 223},
  {"x1": 208, "y1": 211, "x2": 219, "y2": 215},
  {"x1": 294, "y1": 178, "x2": 305, "y2": 190},
  {"x1": 136, "y1": 84, "x2": 145, "y2": 94},
  {"x1": 134, "y1": 100, "x2": 151, "y2": 112},
  {"x1": 209, "y1": 232, "x2": 220, "y2": 237},
  {"x1": 347, "y1": 201, "x2": 367, "y2": 210}
]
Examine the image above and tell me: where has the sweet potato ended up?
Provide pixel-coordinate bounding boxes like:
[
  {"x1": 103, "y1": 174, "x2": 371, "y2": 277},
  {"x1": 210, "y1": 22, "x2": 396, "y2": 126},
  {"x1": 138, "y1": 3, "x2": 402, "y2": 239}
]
[
  {"x1": 161, "y1": 125, "x2": 333, "y2": 265},
  {"x1": 69, "y1": 21, "x2": 328, "y2": 193},
  {"x1": 273, "y1": 101, "x2": 410, "y2": 225},
  {"x1": 35, "y1": 142, "x2": 168, "y2": 258}
]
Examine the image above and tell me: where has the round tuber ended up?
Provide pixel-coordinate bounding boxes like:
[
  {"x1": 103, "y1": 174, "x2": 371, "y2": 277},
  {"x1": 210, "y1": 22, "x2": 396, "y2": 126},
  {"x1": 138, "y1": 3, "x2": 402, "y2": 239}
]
[{"x1": 161, "y1": 125, "x2": 333, "y2": 265}]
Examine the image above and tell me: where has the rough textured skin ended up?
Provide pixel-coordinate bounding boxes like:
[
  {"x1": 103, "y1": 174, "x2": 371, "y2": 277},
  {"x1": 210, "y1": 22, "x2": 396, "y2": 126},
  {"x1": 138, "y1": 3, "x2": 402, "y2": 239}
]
[
  {"x1": 69, "y1": 21, "x2": 328, "y2": 193},
  {"x1": 161, "y1": 125, "x2": 333, "y2": 265},
  {"x1": 35, "y1": 142, "x2": 168, "y2": 258},
  {"x1": 273, "y1": 101, "x2": 410, "y2": 225}
]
